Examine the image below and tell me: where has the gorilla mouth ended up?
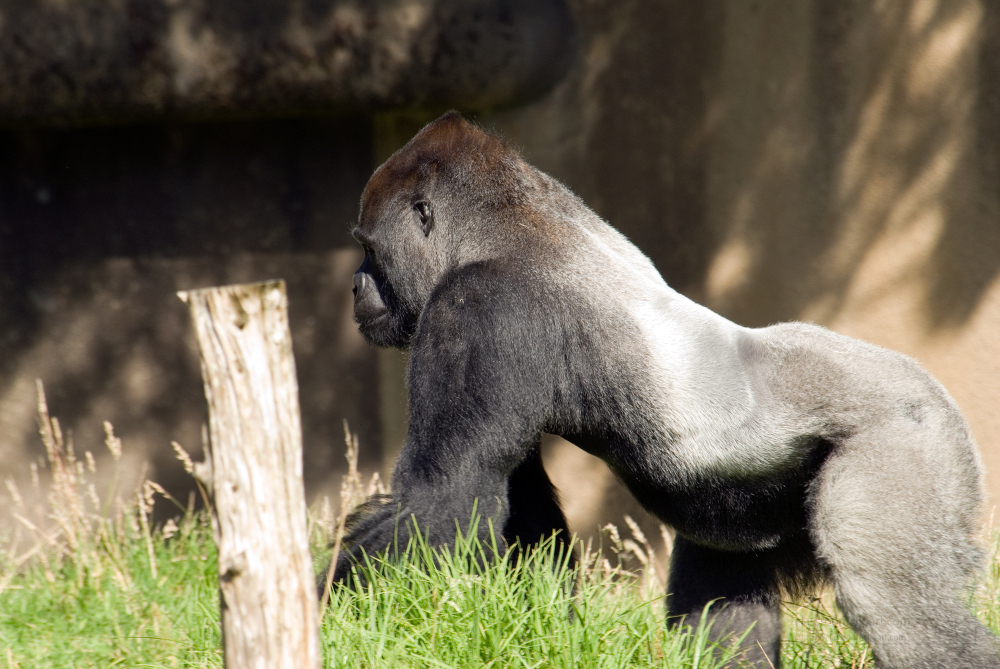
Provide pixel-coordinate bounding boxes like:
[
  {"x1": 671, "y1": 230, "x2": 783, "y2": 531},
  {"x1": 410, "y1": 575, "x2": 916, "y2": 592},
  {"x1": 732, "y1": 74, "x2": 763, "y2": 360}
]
[
  {"x1": 354, "y1": 298, "x2": 388, "y2": 323},
  {"x1": 356, "y1": 309, "x2": 388, "y2": 327}
]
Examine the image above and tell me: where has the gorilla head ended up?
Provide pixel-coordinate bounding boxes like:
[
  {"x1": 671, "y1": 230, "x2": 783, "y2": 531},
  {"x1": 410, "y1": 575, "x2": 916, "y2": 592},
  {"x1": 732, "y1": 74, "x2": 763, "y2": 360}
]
[{"x1": 352, "y1": 112, "x2": 532, "y2": 348}]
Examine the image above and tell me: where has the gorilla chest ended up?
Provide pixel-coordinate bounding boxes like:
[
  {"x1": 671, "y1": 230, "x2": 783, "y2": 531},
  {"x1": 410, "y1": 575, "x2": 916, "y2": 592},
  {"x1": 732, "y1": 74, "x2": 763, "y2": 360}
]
[
  {"x1": 594, "y1": 435, "x2": 817, "y2": 551},
  {"x1": 566, "y1": 429, "x2": 814, "y2": 551},
  {"x1": 634, "y1": 473, "x2": 813, "y2": 551}
]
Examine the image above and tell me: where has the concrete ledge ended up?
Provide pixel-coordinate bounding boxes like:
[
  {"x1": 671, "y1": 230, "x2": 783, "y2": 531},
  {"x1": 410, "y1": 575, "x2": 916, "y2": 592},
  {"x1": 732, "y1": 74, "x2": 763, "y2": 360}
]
[{"x1": 0, "y1": 0, "x2": 575, "y2": 126}]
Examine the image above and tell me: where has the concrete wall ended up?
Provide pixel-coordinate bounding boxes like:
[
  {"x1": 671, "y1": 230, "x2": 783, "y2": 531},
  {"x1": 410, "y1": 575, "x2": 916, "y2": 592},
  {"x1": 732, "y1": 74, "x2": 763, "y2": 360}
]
[
  {"x1": 0, "y1": 0, "x2": 573, "y2": 123},
  {"x1": 481, "y1": 0, "x2": 1000, "y2": 542},
  {"x1": 3, "y1": 0, "x2": 998, "y2": 550}
]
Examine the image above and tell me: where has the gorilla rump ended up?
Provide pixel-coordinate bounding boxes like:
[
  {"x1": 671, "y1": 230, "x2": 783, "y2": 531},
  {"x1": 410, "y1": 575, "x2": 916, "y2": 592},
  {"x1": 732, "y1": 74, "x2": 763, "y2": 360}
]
[{"x1": 338, "y1": 112, "x2": 998, "y2": 669}]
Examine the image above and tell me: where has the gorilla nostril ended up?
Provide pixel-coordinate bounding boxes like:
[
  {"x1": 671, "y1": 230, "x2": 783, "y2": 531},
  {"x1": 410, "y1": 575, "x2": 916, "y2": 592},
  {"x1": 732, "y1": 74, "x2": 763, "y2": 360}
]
[{"x1": 352, "y1": 272, "x2": 365, "y2": 298}]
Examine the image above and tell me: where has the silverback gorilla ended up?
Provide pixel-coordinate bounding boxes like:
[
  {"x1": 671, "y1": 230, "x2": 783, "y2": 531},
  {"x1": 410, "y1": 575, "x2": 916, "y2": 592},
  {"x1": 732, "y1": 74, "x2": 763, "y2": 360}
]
[{"x1": 335, "y1": 112, "x2": 999, "y2": 668}]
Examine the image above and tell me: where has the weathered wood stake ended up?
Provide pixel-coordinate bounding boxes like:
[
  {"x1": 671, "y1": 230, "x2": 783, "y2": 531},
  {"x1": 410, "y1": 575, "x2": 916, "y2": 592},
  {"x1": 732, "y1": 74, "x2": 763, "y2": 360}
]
[{"x1": 179, "y1": 280, "x2": 320, "y2": 669}]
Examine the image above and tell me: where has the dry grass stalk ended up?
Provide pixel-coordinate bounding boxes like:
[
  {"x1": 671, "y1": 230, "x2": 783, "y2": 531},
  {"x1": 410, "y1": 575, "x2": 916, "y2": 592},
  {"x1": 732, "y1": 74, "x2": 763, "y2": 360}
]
[
  {"x1": 138, "y1": 480, "x2": 167, "y2": 579},
  {"x1": 318, "y1": 420, "x2": 388, "y2": 617},
  {"x1": 0, "y1": 381, "x2": 167, "y2": 595},
  {"x1": 171, "y1": 441, "x2": 194, "y2": 474},
  {"x1": 571, "y1": 514, "x2": 673, "y2": 601}
]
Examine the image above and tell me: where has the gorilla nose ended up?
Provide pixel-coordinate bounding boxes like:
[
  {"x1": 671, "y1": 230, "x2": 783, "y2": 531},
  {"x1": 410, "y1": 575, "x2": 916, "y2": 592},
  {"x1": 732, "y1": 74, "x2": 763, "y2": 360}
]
[{"x1": 352, "y1": 271, "x2": 366, "y2": 298}]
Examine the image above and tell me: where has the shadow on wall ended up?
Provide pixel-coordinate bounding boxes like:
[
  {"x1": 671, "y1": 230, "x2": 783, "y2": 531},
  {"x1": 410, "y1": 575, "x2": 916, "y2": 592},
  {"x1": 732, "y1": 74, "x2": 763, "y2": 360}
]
[
  {"x1": 483, "y1": 0, "x2": 721, "y2": 296},
  {"x1": 702, "y1": 0, "x2": 1000, "y2": 332},
  {"x1": 0, "y1": 117, "x2": 379, "y2": 519},
  {"x1": 0, "y1": 252, "x2": 377, "y2": 522},
  {"x1": 488, "y1": 0, "x2": 1000, "y2": 334}
]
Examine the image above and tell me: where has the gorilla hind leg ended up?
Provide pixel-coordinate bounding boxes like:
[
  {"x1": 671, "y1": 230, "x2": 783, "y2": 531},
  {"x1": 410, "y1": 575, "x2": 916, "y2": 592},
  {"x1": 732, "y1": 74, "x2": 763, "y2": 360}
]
[
  {"x1": 667, "y1": 536, "x2": 785, "y2": 668},
  {"x1": 812, "y1": 421, "x2": 1000, "y2": 669},
  {"x1": 831, "y1": 571, "x2": 998, "y2": 669}
]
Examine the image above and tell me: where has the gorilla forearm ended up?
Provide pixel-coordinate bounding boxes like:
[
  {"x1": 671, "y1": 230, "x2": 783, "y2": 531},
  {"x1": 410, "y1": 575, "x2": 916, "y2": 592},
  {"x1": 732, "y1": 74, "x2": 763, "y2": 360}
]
[
  {"x1": 331, "y1": 464, "x2": 515, "y2": 584},
  {"x1": 332, "y1": 445, "x2": 572, "y2": 585},
  {"x1": 329, "y1": 494, "x2": 483, "y2": 585},
  {"x1": 330, "y1": 496, "x2": 397, "y2": 583}
]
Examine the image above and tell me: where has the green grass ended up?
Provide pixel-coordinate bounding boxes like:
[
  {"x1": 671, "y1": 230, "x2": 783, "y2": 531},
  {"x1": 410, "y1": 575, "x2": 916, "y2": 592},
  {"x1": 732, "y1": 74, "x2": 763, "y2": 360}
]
[
  {"x1": 319, "y1": 520, "x2": 740, "y2": 669},
  {"x1": 0, "y1": 510, "x2": 221, "y2": 668},
  {"x1": 1, "y1": 397, "x2": 998, "y2": 668},
  {"x1": 3, "y1": 506, "x2": 999, "y2": 669},
  {"x1": 0, "y1": 509, "x2": 741, "y2": 669}
]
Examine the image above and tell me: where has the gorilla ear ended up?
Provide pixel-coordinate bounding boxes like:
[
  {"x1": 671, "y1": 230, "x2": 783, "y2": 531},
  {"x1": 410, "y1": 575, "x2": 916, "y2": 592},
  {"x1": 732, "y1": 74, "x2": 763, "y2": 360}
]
[{"x1": 414, "y1": 201, "x2": 434, "y2": 236}]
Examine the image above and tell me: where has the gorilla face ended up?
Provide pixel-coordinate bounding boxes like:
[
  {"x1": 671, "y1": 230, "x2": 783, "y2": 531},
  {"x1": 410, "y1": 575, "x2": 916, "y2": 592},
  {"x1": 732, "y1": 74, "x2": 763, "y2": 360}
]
[
  {"x1": 351, "y1": 137, "x2": 448, "y2": 349},
  {"x1": 351, "y1": 248, "x2": 414, "y2": 348},
  {"x1": 350, "y1": 110, "x2": 519, "y2": 349},
  {"x1": 351, "y1": 198, "x2": 439, "y2": 348}
]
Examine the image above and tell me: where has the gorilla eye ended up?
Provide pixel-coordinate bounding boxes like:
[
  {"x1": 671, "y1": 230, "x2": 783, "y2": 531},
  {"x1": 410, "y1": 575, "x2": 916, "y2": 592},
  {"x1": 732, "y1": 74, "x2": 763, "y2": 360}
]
[
  {"x1": 354, "y1": 239, "x2": 374, "y2": 263},
  {"x1": 414, "y1": 201, "x2": 433, "y2": 236}
]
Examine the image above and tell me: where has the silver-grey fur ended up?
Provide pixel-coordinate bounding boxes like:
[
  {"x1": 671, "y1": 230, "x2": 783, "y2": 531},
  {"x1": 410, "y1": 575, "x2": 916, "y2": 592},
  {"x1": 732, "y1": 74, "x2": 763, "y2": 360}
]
[
  {"x1": 537, "y1": 152, "x2": 997, "y2": 669},
  {"x1": 343, "y1": 112, "x2": 1000, "y2": 668}
]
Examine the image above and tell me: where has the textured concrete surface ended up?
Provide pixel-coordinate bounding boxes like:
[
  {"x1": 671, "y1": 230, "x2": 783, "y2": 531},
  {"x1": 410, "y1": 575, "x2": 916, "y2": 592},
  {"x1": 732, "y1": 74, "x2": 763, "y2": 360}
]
[{"x1": 0, "y1": 0, "x2": 574, "y2": 125}]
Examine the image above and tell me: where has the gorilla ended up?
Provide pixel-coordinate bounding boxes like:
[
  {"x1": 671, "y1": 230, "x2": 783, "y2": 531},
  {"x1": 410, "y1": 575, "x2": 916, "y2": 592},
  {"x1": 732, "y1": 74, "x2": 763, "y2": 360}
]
[{"x1": 336, "y1": 111, "x2": 999, "y2": 668}]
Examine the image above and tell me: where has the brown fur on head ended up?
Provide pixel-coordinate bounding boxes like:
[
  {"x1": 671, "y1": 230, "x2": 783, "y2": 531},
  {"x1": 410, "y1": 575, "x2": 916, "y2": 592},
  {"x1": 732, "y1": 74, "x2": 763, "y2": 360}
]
[{"x1": 362, "y1": 111, "x2": 532, "y2": 218}]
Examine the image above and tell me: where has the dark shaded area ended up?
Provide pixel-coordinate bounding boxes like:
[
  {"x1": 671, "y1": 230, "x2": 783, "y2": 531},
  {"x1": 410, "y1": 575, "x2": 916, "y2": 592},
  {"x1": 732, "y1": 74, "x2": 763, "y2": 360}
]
[
  {"x1": 0, "y1": 114, "x2": 371, "y2": 370},
  {"x1": 0, "y1": 115, "x2": 370, "y2": 262},
  {"x1": 486, "y1": 0, "x2": 722, "y2": 295},
  {"x1": 0, "y1": 115, "x2": 380, "y2": 510},
  {"x1": 575, "y1": 0, "x2": 721, "y2": 293}
]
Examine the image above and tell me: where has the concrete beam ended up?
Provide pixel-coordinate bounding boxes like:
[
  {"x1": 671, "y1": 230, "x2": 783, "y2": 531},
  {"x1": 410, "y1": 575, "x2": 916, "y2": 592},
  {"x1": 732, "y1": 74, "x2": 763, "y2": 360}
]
[{"x1": 0, "y1": 0, "x2": 574, "y2": 126}]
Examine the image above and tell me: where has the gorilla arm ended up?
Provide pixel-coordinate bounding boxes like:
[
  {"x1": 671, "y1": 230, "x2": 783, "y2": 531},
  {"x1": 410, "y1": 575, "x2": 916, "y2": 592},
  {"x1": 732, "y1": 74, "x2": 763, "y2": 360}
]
[{"x1": 333, "y1": 268, "x2": 566, "y2": 581}]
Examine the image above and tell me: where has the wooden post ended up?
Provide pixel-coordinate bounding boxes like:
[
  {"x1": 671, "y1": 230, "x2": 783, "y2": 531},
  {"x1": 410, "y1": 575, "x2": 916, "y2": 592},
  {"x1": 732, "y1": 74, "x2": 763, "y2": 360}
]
[{"x1": 179, "y1": 281, "x2": 320, "y2": 669}]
